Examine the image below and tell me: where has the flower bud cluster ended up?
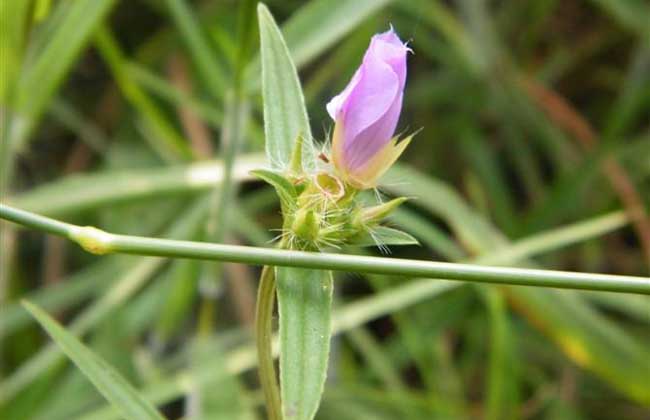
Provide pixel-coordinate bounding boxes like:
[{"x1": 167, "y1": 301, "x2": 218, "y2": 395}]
[{"x1": 284, "y1": 172, "x2": 407, "y2": 251}]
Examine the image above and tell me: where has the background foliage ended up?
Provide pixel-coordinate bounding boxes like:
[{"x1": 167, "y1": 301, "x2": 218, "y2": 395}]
[{"x1": 1, "y1": 0, "x2": 649, "y2": 419}]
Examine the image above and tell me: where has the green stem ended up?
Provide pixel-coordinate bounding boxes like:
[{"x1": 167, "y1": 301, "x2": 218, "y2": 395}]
[
  {"x1": 255, "y1": 265, "x2": 282, "y2": 420},
  {"x1": 1, "y1": 204, "x2": 649, "y2": 294}
]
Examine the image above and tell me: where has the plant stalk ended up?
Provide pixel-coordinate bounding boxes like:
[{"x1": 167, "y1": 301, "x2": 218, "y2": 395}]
[{"x1": 1, "y1": 204, "x2": 649, "y2": 295}]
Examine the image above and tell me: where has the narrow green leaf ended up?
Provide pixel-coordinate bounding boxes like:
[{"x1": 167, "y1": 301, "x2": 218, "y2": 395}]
[
  {"x1": 276, "y1": 267, "x2": 333, "y2": 420},
  {"x1": 352, "y1": 226, "x2": 419, "y2": 248},
  {"x1": 250, "y1": 169, "x2": 297, "y2": 216},
  {"x1": 12, "y1": 0, "x2": 117, "y2": 147},
  {"x1": 258, "y1": 3, "x2": 315, "y2": 172},
  {"x1": 22, "y1": 301, "x2": 165, "y2": 420}
]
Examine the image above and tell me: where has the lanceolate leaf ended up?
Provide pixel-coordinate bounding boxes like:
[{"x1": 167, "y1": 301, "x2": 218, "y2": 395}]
[
  {"x1": 276, "y1": 267, "x2": 333, "y2": 420},
  {"x1": 22, "y1": 301, "x2": 165, "y2": 420},
  {"x1": 258, "y1": 3, "x2": 315, "y2": 172}
]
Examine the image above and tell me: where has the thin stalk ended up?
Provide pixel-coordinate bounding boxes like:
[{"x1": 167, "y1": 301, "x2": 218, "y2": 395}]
[
  {"x1": 1, "y1": 204, "x2": 649, "y2": 294},
  {"x1": 255, "y1": 265, "x2": 282, "y2": 420}
]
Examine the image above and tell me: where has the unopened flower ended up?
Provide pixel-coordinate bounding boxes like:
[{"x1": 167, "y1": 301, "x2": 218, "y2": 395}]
[{"x1": 327, "y1": 27, "x2": 412, "y2": 189}]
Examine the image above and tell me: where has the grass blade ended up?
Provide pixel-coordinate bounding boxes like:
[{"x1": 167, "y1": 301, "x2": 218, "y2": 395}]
[
  {"x1": 22, "y1": 301, "x2": 165, "y2": 420},
  {"x1": 11, "y1": 0, "x2": 117, "y2": 147}
]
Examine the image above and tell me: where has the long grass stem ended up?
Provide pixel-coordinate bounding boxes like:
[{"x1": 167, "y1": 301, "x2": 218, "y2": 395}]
[{"x1": 1, "y1": 204, "x2": 648, "y2": 294}]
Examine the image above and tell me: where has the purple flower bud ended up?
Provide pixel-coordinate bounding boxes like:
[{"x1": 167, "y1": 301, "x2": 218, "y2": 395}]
[{"x1": 327, "y1": 27, "x2": 412, "y2": 189}]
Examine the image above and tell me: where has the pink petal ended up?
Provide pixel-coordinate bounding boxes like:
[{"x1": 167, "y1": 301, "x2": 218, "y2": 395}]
[
  {"x1": 326, "y1": 68, "x2": 361, "y2": 120},
  {"x1": 326, "y1": 27, "x2": 410, "y2": 177},
  {"x1": 341, "y1": 53, "x2": 399, "y2": 146},
  {"x1": 345, "y1": 91, "x2": 403, "y2": 170}
]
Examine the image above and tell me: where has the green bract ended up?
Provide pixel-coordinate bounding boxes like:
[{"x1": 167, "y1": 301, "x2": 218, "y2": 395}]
[{"x1": 253, "y1": 164, "x2": 415, "y2": 251}]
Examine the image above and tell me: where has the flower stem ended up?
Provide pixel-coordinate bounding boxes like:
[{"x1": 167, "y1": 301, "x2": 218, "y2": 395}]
[
  {"x1": 255, "y1": 265, "x2": 282, "y2": 420},
  {"x1": 1, "y1": 204, "x2": 649, "y2": 295}
]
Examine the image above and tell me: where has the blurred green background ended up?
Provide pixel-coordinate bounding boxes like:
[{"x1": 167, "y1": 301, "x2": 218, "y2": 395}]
[{"x1": 1, "y1": 0, "x2": 649, "y2": 419}]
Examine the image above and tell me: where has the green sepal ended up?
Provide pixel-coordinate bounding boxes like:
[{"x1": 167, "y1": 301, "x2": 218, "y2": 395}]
[
  {"x1": 350, "y1": 226, "x2": 419, "y2": 248},
  {"x1": 250, "y1": 169, "x2": 297, "y2": 218}
]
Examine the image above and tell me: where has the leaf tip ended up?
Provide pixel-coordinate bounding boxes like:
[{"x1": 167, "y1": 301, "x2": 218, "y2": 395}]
[{"x1": 257, "y1": 2, "x2": 270, "y2": 19}]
